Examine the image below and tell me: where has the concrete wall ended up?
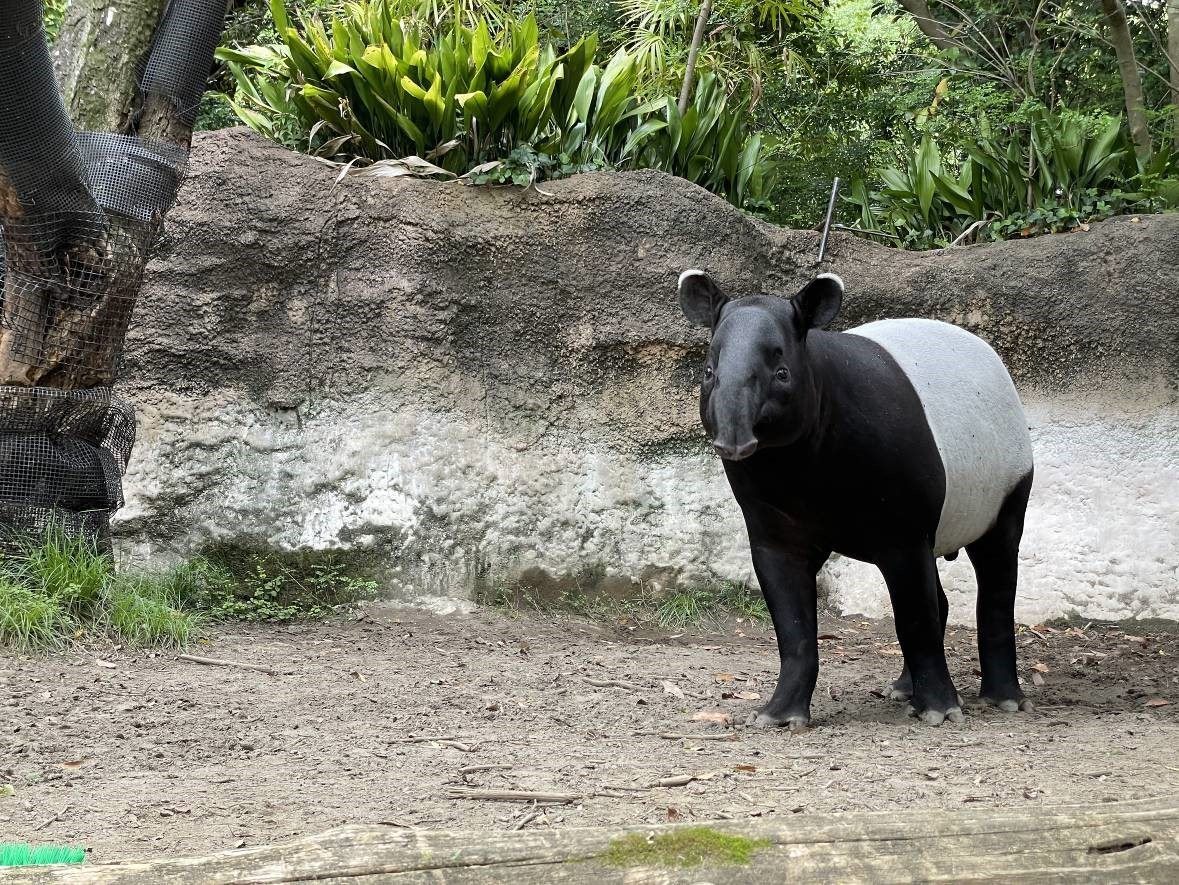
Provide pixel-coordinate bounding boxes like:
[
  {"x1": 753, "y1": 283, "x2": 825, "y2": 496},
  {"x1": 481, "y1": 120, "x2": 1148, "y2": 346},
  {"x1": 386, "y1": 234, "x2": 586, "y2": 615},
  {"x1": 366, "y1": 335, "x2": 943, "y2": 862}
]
[{"x1": 116, "y1": 128, "x2": 1179, "y2": 624}]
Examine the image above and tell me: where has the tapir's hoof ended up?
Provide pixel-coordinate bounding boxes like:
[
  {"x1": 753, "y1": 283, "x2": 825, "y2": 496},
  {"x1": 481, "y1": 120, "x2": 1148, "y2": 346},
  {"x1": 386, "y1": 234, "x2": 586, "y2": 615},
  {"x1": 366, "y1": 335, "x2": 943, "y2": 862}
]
[
  {"x1": 985, "y1": 696, "x2": 1035, "y2": 713},
  {"x1": 907, "y1": 705, "x2": 965, "y2": 726},
  {"x1": 747, "y1": 710, "x2": 811, "y2": 732}
]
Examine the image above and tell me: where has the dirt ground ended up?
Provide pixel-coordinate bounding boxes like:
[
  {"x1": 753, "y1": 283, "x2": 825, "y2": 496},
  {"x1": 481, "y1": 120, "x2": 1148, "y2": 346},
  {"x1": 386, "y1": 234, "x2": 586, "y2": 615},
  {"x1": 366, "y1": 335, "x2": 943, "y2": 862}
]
[{"x1": 2, "y1": 603, "x2": 1177, "y2": 863}]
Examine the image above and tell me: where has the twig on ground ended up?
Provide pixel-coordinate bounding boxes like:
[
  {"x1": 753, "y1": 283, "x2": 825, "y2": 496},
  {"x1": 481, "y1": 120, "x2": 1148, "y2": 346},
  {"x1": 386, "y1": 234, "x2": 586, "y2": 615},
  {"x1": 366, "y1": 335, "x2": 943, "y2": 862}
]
[
  {"x1": 459, "y1": 763, "x2": 513, "y2": 775},
  {"x1": 177, "y1": 654, "x2": 280, "y2": 676},
  {"x1": 655, "y1": 774, "x2": 695, "y2": 787},
  {"x1": 444, "y1": 788, "x2": 581, "y2": 803},
  {"x1": 510, "y1": 807, "x2": 544, "y2": 830},
  {"x1": 34, "y1": 804, "x2": 70, "y2": 832},
  {"x1": 581, "y1": 677, "x2": 644, "y2": 690},
  {"x1": 392, "y1": 736, "x2": 478, "y2": 752},
  {"x1": 635, "y1": 731, "x2": 738, "y2": 741}
]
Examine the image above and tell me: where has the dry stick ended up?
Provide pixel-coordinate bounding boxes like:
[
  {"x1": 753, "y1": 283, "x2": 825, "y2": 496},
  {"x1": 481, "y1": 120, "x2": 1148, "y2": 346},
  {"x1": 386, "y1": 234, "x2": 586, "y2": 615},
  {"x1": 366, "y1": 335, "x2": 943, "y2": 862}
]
[
  {"x1": 459, "y1": 763, "x2": 513, "y2": 776},
  {"x1": 177, "y1": 654, "x2": 280, "y2": 676},
  {"x1": 581, "y1": 677, "x2": 643, "y2": 690},
  {"x1": 944, "y1": 215, "x2": 994, "y2": 248},
  {"x1": 34, "y1": 803, "x2": 70, "y2": 832},
  {"x1": 635, "y1": 731, "x2": 738, "y2": 742},
  {"x1": 652, "y1": 774, "x2": 698, "y2": 788},
  {"x1": 392, "y1": 736, "x2": 477, "y2": 752},
  {"x1": 510, "y1": 807, "x2": 543, "y2": 831},
  {"x1": 444, "y1": 789, "x2": 581, "y2": 804}
]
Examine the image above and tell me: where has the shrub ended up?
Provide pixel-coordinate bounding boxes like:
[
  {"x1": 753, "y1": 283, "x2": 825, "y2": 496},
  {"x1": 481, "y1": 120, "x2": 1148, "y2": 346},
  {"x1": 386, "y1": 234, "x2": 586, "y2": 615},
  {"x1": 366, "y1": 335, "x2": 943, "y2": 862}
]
[
  {"x1": 216, "y1": 0, "x2": 773, "y2": 206},
  {"x1": 183, "y1": 549, "x2": 380, "y2": 622},
  {"x1": 846, "y1": 109, "x2": 1178, "y2": 248}
]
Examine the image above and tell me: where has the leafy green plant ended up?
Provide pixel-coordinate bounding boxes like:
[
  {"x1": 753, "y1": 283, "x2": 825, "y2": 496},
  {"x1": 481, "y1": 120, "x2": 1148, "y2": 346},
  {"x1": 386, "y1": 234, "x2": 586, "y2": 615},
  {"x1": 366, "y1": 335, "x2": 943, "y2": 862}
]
[
  {"x1": 217, "y1": 0, "x2": 772, "y2": 205},
  {"x1": 846, "y1": 109, "x2": 1174, "y2": 248},
  {"x1": 616, "y1": 0, "x2": 816, "y2": 95},
  {"x1": 188, "y1": 551, "x2": 379, "y2": 622},
  {"x1": 42, "y1": 0, "x2": 66, "y2": 43}
]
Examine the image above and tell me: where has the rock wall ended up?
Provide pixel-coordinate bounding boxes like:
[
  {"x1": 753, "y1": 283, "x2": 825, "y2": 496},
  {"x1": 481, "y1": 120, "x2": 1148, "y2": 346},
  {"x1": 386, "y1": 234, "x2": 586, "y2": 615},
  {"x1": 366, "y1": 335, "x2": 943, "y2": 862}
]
[{"x1": 116, "y1": 128, "x2": 1179, "y2": 623}]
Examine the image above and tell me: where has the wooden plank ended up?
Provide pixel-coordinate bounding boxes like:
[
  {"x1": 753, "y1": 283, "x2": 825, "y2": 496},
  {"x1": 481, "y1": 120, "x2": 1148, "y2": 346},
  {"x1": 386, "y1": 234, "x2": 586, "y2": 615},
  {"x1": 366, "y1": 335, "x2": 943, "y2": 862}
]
[{"x1": 3, "y1": 796, "x2": 1176, "y2": 884}]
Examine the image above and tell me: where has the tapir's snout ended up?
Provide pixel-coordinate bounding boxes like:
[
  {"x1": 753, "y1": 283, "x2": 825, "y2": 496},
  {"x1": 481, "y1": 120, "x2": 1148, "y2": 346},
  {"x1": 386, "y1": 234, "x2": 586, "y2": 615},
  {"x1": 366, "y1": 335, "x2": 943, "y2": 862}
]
[{"x1": 713, "y1": 437, "x2": 759, "y2": 461}]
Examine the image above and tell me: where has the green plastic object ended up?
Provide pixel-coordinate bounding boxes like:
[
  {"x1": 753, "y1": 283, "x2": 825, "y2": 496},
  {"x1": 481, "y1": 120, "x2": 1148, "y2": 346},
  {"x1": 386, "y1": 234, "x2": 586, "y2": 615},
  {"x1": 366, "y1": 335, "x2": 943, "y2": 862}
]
[{"x1": 0, "y1": 843, "x2": 86, "y2": 867}]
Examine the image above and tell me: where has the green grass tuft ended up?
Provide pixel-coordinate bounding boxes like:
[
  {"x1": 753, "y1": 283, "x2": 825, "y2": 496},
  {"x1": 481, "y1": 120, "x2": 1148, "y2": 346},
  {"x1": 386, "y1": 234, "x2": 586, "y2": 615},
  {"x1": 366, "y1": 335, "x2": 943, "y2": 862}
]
[
  {"x1": 0, "y1": 843, "x2": 85, "y2": 867},
  {"x1": 0, "y1": 525, "x2": 201, "y2": 652},
  {"x1": 0, "y1": 578, "x2": 73, "y2": 651},
  {"x1": 0, "y1": 528, "x2": 383, "y2": 651},
  {"x1": 604, "y1": 827, "x2": 769, "y2": 868},
  {"x1": 106, "y1": 578, "x2": 199, "y2": 647}
]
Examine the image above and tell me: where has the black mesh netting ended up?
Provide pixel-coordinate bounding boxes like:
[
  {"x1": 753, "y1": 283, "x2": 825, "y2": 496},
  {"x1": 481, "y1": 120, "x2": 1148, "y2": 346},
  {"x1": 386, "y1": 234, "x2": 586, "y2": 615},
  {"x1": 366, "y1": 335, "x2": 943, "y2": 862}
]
[{"x1": 0, "y1": 0, "x2": 224, "y2": 545}]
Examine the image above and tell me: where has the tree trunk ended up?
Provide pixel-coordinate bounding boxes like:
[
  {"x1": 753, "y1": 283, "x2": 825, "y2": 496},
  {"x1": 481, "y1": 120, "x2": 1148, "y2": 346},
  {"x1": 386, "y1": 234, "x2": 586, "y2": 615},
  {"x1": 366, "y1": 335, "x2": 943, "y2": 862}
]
[
  {"x1": 895, "y1": 0, "x2": 958, "y2": 53},
  {"x1": 677, "y1": 0, "x2": 713, "y2": 114},
  {"x1": 1101, "y1": 0, "x2": 1153, "y2": 163},
  {"x1": 1168, "y1": 0, "x2": 1179, "y2": 152},
  {"x1": 0, "y1": 0, "x2": 225, "y2": 389},
  {"x1": 52, "y1": 0, "x2": 168, "y2": 132}
]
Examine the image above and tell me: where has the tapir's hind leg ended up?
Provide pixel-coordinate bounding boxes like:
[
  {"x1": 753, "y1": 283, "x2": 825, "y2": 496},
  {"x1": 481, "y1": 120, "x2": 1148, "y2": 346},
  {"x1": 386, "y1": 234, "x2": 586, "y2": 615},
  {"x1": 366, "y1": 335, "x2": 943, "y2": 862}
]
[
  {"x1": 889, "y1": 575, "x2": 948, "y2": 701},
  {"x1": 967, "y1": 470, "x2": 1034, "y2": 713},
  {"x1": 878, "y1": 546, "x2": 963, "y2": 725}
]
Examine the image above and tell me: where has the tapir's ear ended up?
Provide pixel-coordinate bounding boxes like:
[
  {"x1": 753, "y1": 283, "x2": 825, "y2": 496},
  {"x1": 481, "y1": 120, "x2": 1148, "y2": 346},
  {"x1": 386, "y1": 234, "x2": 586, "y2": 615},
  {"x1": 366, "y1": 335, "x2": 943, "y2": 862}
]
[
  {"x1": 792, "y1": 273, "x2": 843, "y2": 331},
  {"x1": 678, "y1": 269, "x2": 729, "y2": 328}
]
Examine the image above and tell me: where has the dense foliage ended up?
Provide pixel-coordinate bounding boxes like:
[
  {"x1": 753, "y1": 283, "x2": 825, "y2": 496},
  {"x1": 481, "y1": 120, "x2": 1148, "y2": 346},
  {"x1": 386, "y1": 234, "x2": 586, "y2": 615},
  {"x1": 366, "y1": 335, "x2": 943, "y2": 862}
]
[
  {"x1": 217, "y1": 0, "x2": 771, "y2": 206},
  {"x1": 200, "y1": 0, "x2": 1179, "y2": 247}
]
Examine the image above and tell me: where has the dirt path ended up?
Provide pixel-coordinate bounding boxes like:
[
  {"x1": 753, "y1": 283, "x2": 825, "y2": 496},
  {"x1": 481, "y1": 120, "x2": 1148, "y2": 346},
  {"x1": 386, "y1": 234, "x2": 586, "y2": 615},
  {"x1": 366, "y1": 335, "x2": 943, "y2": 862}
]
[{"x1": 2, "y1": 605, "x2": 1177, "y2": 863}]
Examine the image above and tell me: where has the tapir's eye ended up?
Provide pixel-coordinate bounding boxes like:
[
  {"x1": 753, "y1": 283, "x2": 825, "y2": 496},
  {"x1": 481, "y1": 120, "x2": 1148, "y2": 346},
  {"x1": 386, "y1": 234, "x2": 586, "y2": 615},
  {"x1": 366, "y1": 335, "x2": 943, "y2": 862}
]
[
  {"x1": 702, "y1": 366, "x2": 715, "y2": 382},
  {"x1": 775, "y1": 367, "x2": 790, "y2": 383}
]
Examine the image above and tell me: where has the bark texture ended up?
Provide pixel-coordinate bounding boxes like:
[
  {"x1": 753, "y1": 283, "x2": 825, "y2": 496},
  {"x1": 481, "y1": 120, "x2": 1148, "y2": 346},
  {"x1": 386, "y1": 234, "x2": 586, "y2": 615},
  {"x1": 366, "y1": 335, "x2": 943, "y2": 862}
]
[
  {"x1": 677, "y1": 0, "x2": 713, "y2": 114},
  {"x1": 52, "y1": 0, "x2": 167, "y2": 132},
  {"x1": 1169, "y1": 0, "x2": 1179, "y2": 152},
  {"x1": 1101, "y1": 0, "x2": 1153, "y2": 162},
  {"x1": 895, "y1": 0, "x2": 957, "y2": 52}
]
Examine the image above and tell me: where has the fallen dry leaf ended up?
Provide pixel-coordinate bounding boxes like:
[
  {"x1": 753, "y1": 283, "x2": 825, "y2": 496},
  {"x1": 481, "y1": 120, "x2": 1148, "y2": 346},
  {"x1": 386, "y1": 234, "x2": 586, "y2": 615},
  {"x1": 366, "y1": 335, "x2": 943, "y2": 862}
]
[
  {"x1": 662, "y1": 681, "x2": 685, "y2": 699},
  {"x1": 1143, "y1": 698, "x2": 1170, "y2": 708},
  {"x1": 666, "y1": 806, "x2": 683, "y2": 821},
  {"x1": 1030, "y1": 661, "x2": 1049, "y2": 673},
  {"x1": 713, "y1": 672, "x2": 735, "y2": 684},
  {"x1": 734, "y1": 764, "x2": 757, "y2": 773},
  {"x1": 94, "y1": 659, "x2": 117, "y2": 669},
  {"x1": 1031, "y1": 672, "x2": 1045, "y2": 687},
  {"x1": 59, "y1": 759, "x2": 88, "y2": 770}
]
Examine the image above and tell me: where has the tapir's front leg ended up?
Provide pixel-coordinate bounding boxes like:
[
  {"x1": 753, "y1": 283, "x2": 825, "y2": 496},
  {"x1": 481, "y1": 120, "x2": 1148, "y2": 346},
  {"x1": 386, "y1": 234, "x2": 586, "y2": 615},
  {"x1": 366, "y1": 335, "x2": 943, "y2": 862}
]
[{"x1": 747, "y1": 541, "x2": 828, "y2": 731}]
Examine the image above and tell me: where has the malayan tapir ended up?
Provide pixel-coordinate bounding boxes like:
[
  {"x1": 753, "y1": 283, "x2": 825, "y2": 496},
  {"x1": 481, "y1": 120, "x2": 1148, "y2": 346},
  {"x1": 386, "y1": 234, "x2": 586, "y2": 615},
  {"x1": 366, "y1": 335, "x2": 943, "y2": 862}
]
[{"x1": 678, "y1": 269, "x2": 1034, "y2": 729}]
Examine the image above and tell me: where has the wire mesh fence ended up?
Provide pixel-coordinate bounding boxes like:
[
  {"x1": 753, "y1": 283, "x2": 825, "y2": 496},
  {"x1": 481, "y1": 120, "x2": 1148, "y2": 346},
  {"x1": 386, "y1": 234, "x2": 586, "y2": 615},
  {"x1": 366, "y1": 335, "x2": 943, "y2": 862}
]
[{"x1": 0, "y1": 0, "x2": 225, "y2": 548}]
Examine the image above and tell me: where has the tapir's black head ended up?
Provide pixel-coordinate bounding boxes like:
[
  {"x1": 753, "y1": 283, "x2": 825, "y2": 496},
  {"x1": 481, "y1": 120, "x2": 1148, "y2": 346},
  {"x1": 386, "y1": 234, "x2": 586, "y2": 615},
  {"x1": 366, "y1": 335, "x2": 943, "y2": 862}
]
[{"x1": 678, "y1": 270, "x2": 844, "y2": 461}]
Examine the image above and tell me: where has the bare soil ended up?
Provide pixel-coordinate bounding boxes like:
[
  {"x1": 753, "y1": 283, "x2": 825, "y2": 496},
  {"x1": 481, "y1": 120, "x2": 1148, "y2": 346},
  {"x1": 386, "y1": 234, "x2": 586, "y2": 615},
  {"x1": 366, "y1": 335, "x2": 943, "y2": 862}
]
[{"x1": 2, "y1": 604, "x2": 1177, "y2": 863}]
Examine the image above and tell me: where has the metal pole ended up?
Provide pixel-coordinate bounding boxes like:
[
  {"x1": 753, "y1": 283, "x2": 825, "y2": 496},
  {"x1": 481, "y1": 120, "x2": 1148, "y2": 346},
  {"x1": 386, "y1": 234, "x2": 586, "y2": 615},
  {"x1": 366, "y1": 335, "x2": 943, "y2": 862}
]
[{"x1": 817, "y1": 177, "x2": 840, "y2": 264}]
